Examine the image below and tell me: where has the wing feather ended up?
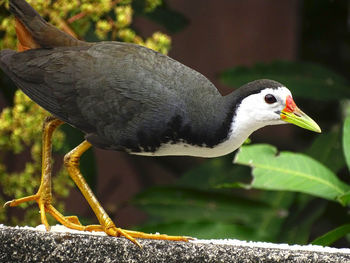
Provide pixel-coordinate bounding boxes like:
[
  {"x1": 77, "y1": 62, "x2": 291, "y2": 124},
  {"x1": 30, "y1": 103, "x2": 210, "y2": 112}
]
[{"x1": 0, "y1": 42, "x2": 221, "y2": 151}]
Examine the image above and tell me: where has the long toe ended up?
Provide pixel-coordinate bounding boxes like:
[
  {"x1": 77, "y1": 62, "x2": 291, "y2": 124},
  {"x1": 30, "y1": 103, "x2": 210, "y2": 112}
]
[
  {"x1": 123, "y1": 230, "x2": 193, "y2": 242},
  {"x1": 105, "y1": 227, "x2": 142, "y2": 247},
  {"x1": 4, "y1": 194, "x2": 40, "y2": 207}
]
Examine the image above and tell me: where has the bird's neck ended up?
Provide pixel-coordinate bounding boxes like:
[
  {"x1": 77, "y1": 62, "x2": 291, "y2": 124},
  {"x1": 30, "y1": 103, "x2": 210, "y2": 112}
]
[
  {"x1": 201, "y1": 91, "x2": 265, "y2": 156},
  {"x1": 221, "y1": 91, "x2": 270, "y2": 147}
]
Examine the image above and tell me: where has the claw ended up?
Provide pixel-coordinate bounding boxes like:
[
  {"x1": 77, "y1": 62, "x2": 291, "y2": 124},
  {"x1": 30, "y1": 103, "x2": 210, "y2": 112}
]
[
  {"x1": 109, "y1": 227, "x2": 142, "y2": 248},
  {"x1": 3, "y1": 200, "x2": 13, "y2": 208}
]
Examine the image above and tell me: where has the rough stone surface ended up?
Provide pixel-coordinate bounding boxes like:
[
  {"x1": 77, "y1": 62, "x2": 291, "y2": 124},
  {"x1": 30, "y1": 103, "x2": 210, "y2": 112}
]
[{"x1": 1, "y1": 226, "x2": 350, "y2": 263}]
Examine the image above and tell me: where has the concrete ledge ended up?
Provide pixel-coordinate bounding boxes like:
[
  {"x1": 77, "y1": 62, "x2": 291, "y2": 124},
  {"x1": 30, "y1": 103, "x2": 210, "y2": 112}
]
[{"x1": 1, "y1": 225, "x2": 350, "y2": 263}]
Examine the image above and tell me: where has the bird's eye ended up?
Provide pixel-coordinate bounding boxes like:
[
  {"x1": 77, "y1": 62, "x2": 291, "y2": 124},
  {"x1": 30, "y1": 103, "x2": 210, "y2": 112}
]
[{"x1": 264, "y1": 94, "x2": 277, "y2": 104}]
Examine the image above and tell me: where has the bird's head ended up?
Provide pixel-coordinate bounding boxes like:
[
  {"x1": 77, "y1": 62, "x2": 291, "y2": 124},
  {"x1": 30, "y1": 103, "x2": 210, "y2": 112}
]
[{"x1": 234, "y1": 79, "x2": 321, "y2": 133}]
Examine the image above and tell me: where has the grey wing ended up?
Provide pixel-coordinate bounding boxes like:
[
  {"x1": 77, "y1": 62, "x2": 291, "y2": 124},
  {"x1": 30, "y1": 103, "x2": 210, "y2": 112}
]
[
  {"x1": 74, "y1": 44, "x2": 190, "y2": 151},
  {"x1": 0, "y1": 43, "x2": 191, "y2": 151},
  {"x1": 0, "y1": 46, "x2": 97, "y2": 132},
  {"x1": 0, "y1": 49, "x2": 64, "y2": 117},
  {"x1": 76, "y1": 72, "x2": 186, "y2": 151}
]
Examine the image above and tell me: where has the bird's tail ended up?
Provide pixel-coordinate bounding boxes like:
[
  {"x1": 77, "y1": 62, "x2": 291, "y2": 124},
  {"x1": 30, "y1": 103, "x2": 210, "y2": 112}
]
[{"x1": 9, "y1": 0, "x2": 86, "y2": 51}]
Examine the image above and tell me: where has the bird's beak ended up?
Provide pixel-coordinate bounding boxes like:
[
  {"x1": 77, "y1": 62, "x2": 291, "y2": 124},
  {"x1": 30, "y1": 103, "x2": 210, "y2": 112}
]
[{"x1": 280, "y1": 95, "x2": 321, "y2": 133}]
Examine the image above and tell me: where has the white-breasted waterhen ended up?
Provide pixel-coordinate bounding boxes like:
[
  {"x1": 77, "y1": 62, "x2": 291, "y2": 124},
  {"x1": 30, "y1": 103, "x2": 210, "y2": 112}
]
[{"x1": 0, "y1": 0, "x2": 321, "y2": 246}]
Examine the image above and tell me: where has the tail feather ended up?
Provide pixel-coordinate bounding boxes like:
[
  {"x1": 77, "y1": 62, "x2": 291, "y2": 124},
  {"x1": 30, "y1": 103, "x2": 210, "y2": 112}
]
[
  {"x1": 15, "y1": 18, "x2": 40, "y2": 51},
  {"x1": 9, "y1": 0, "x2": 87, "y2": 49}
]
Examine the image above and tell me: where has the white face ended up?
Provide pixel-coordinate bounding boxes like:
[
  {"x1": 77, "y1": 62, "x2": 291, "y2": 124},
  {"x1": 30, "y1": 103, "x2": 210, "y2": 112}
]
[{"x1": 234, "y1": 86, "x2": 292, "y2": 131}]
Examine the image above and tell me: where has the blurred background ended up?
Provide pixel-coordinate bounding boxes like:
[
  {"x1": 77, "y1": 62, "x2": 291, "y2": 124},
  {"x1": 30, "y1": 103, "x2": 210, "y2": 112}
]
[{"x1": 1, "y1": 0, "x2": 350, "y2": 247}]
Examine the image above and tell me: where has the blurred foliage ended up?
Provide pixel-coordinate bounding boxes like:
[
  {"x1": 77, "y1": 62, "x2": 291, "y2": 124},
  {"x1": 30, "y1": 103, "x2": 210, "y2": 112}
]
[
  {"x1": 220, "y1": 61, "x2": 350, "y2": 101},
  {"x1": 0, "y1": 0, "x2": 181, "y2": 227}
]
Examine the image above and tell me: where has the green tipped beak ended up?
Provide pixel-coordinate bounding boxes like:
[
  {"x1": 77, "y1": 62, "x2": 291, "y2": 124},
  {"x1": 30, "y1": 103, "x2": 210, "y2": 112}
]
[{"x1": 281, "y1": 107, "x2": 321, "y2": 133}]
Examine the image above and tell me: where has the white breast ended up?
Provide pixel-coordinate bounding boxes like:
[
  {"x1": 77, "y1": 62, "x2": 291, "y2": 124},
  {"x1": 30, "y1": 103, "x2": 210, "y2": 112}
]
[{"x1": 131, "y1": 119, "x2": 254, "y2": 158}]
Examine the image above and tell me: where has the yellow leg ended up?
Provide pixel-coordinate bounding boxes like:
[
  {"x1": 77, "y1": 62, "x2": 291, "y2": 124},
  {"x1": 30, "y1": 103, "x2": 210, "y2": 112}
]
[
  {"x1": 4, "y1": 116, "x2": 191, "y2": 246},
  {"x1": 3, "y1": 116, "x2": 80, "y2": 230},
  {"x1": 4, "y1": 116, "x2": 97, "y2": 231},
  {"x1": 63, "y1": 140, "x2": 191, "y2": 246}
]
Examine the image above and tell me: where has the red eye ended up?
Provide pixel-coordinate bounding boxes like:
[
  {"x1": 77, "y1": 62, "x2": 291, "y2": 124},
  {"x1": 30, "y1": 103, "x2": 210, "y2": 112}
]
[{"x1": 264, "y1": 94, "x2": 277, "y2": 104}]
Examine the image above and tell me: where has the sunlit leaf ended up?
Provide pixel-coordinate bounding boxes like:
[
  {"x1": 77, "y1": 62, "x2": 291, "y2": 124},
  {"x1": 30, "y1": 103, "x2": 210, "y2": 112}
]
[{"x1": 234, "y1": 144, "x2": 350, "y2": 203}]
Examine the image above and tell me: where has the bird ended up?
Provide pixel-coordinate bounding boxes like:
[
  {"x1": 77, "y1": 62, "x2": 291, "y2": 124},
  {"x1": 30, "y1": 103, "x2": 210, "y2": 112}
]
[{"x1": 0, "y1": 0, "x2": 321, "y2": 246}]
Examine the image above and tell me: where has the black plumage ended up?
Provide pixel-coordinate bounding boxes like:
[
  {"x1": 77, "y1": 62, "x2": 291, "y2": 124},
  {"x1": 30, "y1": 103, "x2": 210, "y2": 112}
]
[{"x1": 0, "y1": 44, "x2": 282, "y2": 153}]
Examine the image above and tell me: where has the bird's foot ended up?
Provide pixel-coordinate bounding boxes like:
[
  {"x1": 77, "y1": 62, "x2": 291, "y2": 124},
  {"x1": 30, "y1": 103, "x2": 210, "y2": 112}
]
[
  {"x1": 4, "y1": 196, "x2": 191, "y2": 246},
  {"x1": 118, "y1": 228, "x2": 193, "y2": 242},
  {"x1": 4, "y1": 192, "x2": 86, "y2": 231},
  {"x1": 4, "y1": 191, "x2": 54, "y2": 230},
  {"x1": 77, "y1": 222, "x2": 192, "y2": 247}
]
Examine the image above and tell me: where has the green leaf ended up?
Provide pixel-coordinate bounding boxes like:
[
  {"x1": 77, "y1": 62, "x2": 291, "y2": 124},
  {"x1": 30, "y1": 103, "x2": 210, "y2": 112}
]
[
  {"x1": 306, "y1": 129, "x2": 345, "y2": 173},
  {"x1": 135, "y1": 186, "x2": 299, "y2": 241},
  {"x1": 343, "y1": 112, "x2": 350, "y2": 171},
  {"x1": 281, "y1": 195, "x2": 327, "y2": 244},
  {"x1": 311, "y1": 223, "x2": 350, "y2": 246},
  {"x1": 234, "y1": 144, "x2": 350, "y2": 203},
  {"x1": 133, "y1": 186, "x2": 270, "y2": 225},
  {"x1": 253, "y1": 191, "x2": 295, "y2": 242},
  {"x1": 220, "y1": 61, "x2": 350, "y2": 100},
  {"x1": 337, "y1": 191, "x2": 350, "y2": 205},
  {"x1": 177, "y1": 156, "x2": 251, "y2": 190}
]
